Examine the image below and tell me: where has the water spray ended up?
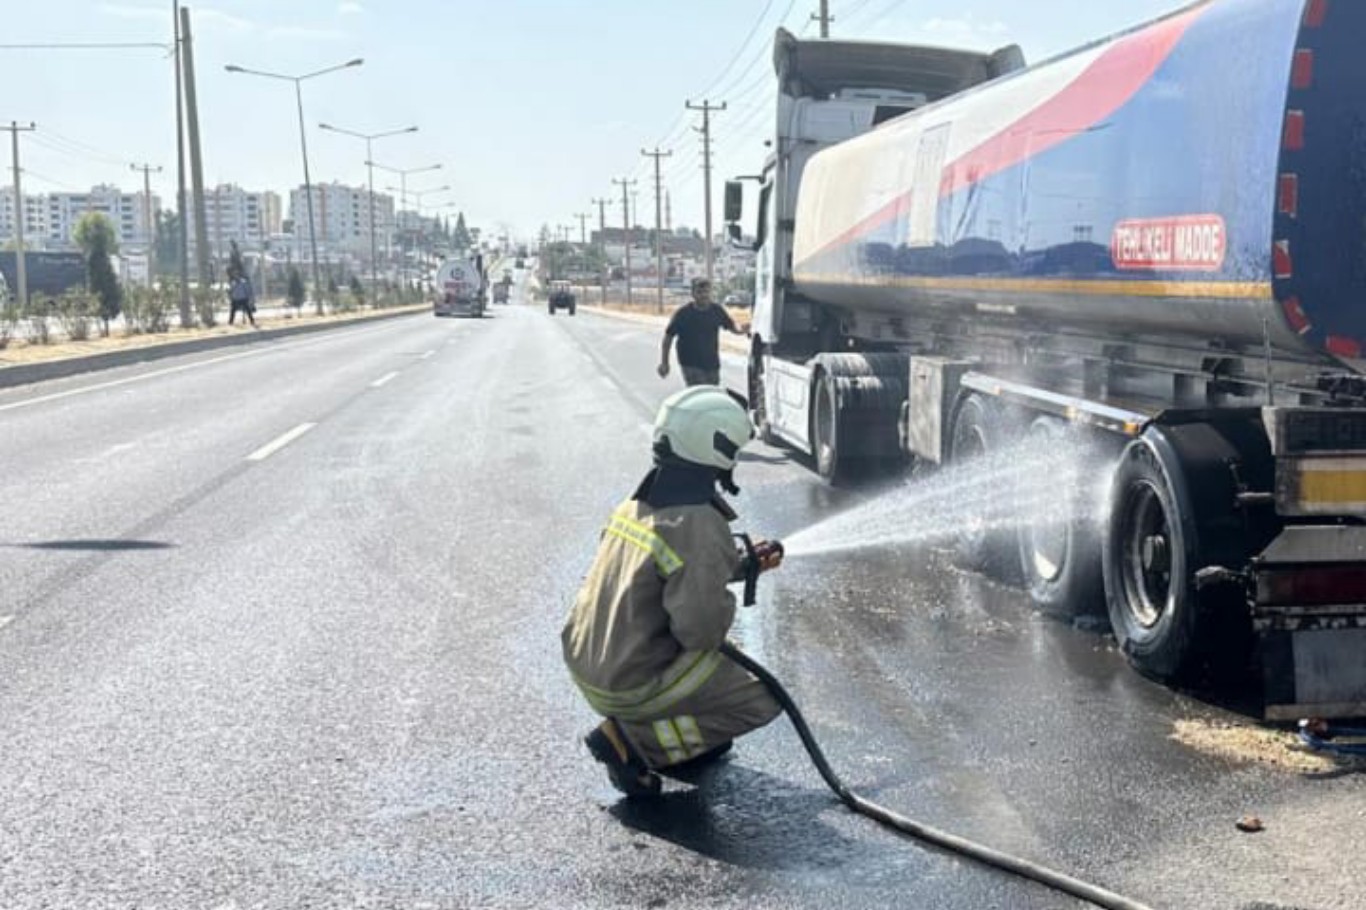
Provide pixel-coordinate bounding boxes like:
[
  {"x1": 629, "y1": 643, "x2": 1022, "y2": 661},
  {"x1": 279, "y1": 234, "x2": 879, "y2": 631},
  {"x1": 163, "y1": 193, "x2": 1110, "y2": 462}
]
[{"x1": 728, "y1": 433, "x2": 1153, "y2": 908}]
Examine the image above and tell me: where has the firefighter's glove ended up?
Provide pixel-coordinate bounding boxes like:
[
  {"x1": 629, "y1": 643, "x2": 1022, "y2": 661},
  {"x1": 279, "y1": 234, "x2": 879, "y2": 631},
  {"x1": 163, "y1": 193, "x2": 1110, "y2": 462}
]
[{"x1": 734, "y1": 535, "x2": 784, "y2": 607}]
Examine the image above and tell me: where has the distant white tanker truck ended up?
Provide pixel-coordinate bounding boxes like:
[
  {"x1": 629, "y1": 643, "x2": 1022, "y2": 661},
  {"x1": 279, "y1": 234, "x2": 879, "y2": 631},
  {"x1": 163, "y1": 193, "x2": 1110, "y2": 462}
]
[{"x1": 434, "y1": 255, "x2": 487, "y2": 318}]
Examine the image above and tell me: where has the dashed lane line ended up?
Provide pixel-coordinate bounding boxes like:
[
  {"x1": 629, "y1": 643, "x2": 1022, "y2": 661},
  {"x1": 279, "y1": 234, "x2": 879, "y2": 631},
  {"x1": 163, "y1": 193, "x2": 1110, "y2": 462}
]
[
  {"x1": 246, "y1": 422, "x2": 317, "y2": 462},
  {"x1": 419, "y1": 350, "x2": 436, "y2": 360},
  {"x1": 371, "y1": 371, "x2": 400, "y2": 388},
  {"x1": 0, "y1": 616, "x2": 13, "y2": 631}
]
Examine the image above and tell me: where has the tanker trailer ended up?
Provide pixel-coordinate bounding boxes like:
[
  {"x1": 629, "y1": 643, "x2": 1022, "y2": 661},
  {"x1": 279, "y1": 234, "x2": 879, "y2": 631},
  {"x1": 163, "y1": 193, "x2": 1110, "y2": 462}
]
[
  {"x1": 727, "y1": 0, "x2": 1366, "y2": 718},
  {"x1": 434, "y1": 256, "x2": 486, "y2": 318}
]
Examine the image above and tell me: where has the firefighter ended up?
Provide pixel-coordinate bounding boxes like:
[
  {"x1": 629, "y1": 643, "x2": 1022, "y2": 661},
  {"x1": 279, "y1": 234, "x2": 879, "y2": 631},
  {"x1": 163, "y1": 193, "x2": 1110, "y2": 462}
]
[{"x1": 562, "y1": 386, "x2": 785, "y2": 797}]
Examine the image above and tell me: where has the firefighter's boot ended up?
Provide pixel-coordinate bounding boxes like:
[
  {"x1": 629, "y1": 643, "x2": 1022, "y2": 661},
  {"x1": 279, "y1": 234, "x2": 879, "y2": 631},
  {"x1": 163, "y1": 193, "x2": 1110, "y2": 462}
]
[{"x1": 584, "y1": 719, "x2": 662, "y2": 798}]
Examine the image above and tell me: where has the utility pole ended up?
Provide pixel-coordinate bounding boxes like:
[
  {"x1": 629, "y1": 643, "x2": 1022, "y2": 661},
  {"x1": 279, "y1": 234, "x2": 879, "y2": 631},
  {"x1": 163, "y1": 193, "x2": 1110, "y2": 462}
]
[
  {"x1": 811, "y1": 1, "x2": 832, "y2": 37},
  {"x1": 180, "y1": 6, "x2": 212, "y2": 290},
  {"x1": 641, "y1": 146, "x2": 672, "y2": 313},
  {"x1": 686, "y1": 99, "x2": 726, "y2": 283},
  {"x1": 665, "y1": 189, "x2": 672, "y2": 233},
  {"x1": 591, "y1": 196, "x2": 609, "y2": 304},
  {"x1": 575, "y1": 212, "x2": 590, "y2": 246},
  {"x1": 5, "y1": 121, "x2": 36, "y2": 310},
  {"x1": 613, "y1": 177, "x2": 636, "y2": 306},
  {"x1": 173, "y1": 1, "x2": 191, "y2": 325},
  {"x1": 130, "y1": 163, "x2": 163, "y2": 288}
]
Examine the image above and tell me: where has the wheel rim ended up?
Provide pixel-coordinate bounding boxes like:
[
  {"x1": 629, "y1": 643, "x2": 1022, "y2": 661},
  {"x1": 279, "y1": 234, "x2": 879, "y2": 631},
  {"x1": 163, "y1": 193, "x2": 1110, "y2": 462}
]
[
  {"x1": 1024, "y1": 423, "x2": 1068, "y2": 583},
  {"x1": 954, "y1": 417, "x2": 988, "y2": 549},
  {"x1": 1026, "y1": 518, "x2": 1068, "y2": 583},
  {"x1": 1119, "y1": 480, "x2": 1172, "y2": 629},
  {"x1": 815, "y1": 378, "x2": 835, "y2": 472}
]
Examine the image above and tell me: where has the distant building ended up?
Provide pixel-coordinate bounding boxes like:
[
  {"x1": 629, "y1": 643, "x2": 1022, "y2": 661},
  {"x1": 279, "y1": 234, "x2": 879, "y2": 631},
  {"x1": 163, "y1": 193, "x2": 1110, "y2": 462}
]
[
  {"x1": 44, "y1": 184, "x2": 159, "y2": 251},
  {"x1": 0, "y1": 185, "x2": 158, "y2": 252},
  {"x1": 289, "y1": 182, "x2": 394, "y2": 258},
  {"x1": 198, "y1": 185, "x2": 283, "y2": 261},
  {"x1": 0, "y1": 189, "x2": 48, "y2": 248}
]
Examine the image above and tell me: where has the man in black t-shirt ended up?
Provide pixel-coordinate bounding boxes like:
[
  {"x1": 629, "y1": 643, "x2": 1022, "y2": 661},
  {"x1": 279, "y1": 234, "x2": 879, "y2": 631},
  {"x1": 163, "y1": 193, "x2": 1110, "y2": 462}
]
[{"x1": 657, "y1": 278, "x2": 748, "y2": 386}]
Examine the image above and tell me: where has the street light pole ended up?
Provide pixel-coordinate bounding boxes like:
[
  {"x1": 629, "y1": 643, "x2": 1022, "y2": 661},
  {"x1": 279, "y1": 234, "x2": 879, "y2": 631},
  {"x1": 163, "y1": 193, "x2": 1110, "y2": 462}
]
[
  {"x1": 318, "y1": 123, "x2": 417, "y2": 291},
  {"x1": 370, "y1": 160, "x2": 441, "y2": 281},
  {"x1": 224, "y1": 57, "x2": 363, "y2": 315}
]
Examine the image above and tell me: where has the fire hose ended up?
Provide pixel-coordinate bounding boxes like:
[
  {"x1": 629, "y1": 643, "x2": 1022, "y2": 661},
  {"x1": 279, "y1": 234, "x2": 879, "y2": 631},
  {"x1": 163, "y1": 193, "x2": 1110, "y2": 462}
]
[{"x1": 722, "y1": 539, "x2": 1156, "y2": 910}]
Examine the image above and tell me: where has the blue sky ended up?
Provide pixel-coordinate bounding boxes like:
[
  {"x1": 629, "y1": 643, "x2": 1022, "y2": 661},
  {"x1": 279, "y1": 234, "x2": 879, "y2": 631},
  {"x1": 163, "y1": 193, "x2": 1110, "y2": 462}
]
[{"x1": 3, "y1": 0, "x2": 1186, "y2": 240}]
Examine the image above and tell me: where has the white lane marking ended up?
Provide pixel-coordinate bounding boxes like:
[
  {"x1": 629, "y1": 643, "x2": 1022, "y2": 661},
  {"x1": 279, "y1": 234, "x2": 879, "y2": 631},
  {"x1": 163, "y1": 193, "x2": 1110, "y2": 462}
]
[
  {"x1": 371, "y1": 371, "x2": 400, "y2": 388},
  {"x1": 419, "y1": 350, "x2": 435, "y2": 360},
  {"x1": 247, "y1": 422, "x2": 317, "y2": 462},
  {"x1": 599, "y1": 377, "x2": 616, "y2": 392},
  {"x1": 0, "y1": 616, "x2": 13, "y2": 631}
]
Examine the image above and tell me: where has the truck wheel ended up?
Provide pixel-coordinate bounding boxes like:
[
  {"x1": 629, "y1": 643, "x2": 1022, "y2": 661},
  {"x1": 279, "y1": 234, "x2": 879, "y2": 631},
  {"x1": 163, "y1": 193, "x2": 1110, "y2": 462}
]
[
  {"x1": 547, "y1": 305, "x2": 554, "y2": 315},
  {"x1": 1102, "y1": 434, "x2": 1205, "y2": 681},
  {"x1": 949, "y1": 393, "x2": 1017, "y2": 580},
  {"x1": 569, "y1": 305, "x2": 576, "y2": 316},
  {"x1": 1016, "y1": 417, "x2": 1105, "y2": 615},
  {"x1": 812, "y1": 369, "x2": 852, "y2": 484}
]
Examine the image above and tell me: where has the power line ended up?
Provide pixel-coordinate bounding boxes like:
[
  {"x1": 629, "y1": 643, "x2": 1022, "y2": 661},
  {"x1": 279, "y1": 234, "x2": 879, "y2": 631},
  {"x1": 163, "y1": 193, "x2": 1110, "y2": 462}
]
[
  {"x1": 691, "y1": 0, "x2": 780, "y2": 101},
  {"x1": 0, "y1": 42, "x2": 169, "y2": 50}
]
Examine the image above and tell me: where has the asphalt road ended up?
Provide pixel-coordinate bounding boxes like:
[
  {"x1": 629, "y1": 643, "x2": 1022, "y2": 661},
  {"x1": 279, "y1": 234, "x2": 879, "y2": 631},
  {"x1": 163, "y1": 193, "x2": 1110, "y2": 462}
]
[{"x1": 1, "y1": 272, "x2": 1361, "y2": 910}]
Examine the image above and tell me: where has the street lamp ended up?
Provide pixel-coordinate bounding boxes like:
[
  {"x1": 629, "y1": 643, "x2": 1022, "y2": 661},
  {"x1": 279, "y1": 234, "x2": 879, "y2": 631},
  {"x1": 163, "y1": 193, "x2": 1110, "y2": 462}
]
[
  {"x1": 370, "y1": 160, "x2": 441, "y2": 269},
  {"x1": 388, "y1": 184, "x2": 450, "y2": 266},
  {"x1": 224, "y1": 57, "x2": 363, "y2": 314},
  {"x1": 318, "y1": 122, "x2": 417, "y2": 290}
]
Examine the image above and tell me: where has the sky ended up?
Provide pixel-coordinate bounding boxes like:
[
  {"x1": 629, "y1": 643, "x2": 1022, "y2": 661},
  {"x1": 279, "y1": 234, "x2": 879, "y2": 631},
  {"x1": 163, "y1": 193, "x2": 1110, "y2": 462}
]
[{"x1": 2, "y1": 0, "x2": 1189, "y2": 241}]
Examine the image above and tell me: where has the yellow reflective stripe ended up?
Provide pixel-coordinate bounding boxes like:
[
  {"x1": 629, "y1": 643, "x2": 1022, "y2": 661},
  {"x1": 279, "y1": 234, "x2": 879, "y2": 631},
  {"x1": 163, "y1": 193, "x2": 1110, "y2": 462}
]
[
  {"x1": 606, "y1": 514, "x2": 684, "y2": 577},
  {"x1": 572, "y1": 650, "x2": 723, "y2": 721},
  {"x1": 653, "y1": 719, "x2": 687, "y2": 764},
  {"x1": 675, "y1": 716, "x2": 705, "y2": 755}
]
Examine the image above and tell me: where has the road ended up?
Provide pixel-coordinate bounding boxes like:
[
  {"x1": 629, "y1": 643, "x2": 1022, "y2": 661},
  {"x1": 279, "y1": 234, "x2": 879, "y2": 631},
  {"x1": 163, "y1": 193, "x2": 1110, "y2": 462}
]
[{"x1": 1, "y1": 271, "x2": 1362, "y2": 910}]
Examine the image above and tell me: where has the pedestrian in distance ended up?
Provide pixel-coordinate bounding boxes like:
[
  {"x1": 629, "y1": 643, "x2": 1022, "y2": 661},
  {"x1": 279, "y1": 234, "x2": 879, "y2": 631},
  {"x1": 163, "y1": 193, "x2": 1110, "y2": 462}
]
[
  {"x1": 228, "y1": 274, "x2": 257, "y2": 328},
  {"x1": 657, "y1": 277, "x2": 749, "y2": 386},
  {"x1": 563, "y1": 386, "x2": 785, "y2": 797}
]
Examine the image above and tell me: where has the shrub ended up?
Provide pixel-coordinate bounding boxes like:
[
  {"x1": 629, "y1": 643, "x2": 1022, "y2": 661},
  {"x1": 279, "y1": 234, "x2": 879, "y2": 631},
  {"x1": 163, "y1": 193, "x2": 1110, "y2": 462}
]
[
  {"x1": 194, "y1": 287, "x2": 217, "y2": 328},
  {"x1": 57, "y1": 289, "x2": 96, "y2": 341},
  {"x1": 25, "y1": 296, "x2": 53, "y2": 345},
  {"x1": 0, "y1": 299, "x2": 20, "y2": 349}
]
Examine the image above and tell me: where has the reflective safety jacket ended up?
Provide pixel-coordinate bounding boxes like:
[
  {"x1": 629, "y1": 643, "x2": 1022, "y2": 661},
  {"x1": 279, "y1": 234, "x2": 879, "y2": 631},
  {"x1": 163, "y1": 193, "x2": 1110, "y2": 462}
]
[{"x1": 562, "y1": 497, "x2": 740, "y2": 721}]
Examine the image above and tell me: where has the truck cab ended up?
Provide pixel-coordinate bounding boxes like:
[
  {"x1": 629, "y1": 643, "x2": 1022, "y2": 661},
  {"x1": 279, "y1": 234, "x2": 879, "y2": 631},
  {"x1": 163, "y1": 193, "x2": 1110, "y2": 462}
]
[{"x1": 729, "y1": 28, "x2": 1022, "y2": 356}]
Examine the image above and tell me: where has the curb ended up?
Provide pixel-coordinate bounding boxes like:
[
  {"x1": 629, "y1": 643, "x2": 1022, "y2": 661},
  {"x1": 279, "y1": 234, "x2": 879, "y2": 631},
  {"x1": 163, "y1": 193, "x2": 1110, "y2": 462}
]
[{"x1": 0, "y1": 307, "x2": 427, "y2": 391}]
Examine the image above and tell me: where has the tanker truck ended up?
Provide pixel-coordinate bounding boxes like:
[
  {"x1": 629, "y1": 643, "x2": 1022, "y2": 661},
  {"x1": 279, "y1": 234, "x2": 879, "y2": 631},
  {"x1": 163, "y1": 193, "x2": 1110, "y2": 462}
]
[
  {"x1": 726, "y1": 0, "x2": 1366, "y2": 719},
  {"x1": 434, "y1": 254, "x2": 487, "y2": 318}
]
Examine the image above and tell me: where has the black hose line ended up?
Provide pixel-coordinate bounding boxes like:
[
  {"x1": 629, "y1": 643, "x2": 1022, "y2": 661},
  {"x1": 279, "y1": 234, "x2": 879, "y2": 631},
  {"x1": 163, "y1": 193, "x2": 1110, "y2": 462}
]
[{"x1": 719, "y1": 642, "x2": 1156, "y2": 910}]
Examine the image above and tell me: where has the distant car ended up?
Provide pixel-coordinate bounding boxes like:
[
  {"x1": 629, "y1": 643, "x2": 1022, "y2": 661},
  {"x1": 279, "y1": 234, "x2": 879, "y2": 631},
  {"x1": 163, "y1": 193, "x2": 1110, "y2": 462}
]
[
  {"x1": 723, "y1": 292, "x2": 750, "y2": 307},
  {"x1": 547, "y1": 279, "x2": 576, "y2": 316},
  {"x1": 515, "y1": 257, "x2": 526, "y2": 269}
]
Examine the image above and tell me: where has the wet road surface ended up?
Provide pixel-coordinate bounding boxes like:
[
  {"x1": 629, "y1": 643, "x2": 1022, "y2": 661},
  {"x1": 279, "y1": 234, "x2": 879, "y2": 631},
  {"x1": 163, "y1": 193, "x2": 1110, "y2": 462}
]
[{"x1": 0, "y1": 275, "x2": 1362, "y2": 910}]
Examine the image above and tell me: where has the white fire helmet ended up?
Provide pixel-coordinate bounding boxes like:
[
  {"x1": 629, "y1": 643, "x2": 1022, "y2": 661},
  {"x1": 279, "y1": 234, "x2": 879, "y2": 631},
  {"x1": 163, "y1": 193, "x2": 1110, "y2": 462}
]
[{"x1": 652, "y1": 386, "x2": 754, "y2": 471}]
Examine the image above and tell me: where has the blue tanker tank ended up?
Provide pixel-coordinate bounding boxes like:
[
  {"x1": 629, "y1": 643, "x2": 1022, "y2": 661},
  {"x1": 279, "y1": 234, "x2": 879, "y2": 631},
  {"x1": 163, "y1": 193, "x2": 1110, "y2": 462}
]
[{"x1": 792, "y1": 0, "x2": 1364, "y2": 363}]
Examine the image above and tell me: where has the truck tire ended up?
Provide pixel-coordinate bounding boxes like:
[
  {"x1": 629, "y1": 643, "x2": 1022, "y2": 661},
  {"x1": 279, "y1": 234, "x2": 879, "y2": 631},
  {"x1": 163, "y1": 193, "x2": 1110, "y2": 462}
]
[
  {"x1": 569, "y1": 304, "x2": 576, "y2": 316},
  {"x1": 1101, "y1": 423, "x2": 1269, "y2": 684},
  {"x1": 1016, "y1": 417, "x2": 1105, "y2": 616},
  {"x1": 949, "y1": 393, "x2": 1018, "y2": 580},
  {"x1": 1102, "y1": 434, "x2": 1203, "y2": 681},
  {"x1": 812, "y1": 368, "x2": 852, "y2": 484}
]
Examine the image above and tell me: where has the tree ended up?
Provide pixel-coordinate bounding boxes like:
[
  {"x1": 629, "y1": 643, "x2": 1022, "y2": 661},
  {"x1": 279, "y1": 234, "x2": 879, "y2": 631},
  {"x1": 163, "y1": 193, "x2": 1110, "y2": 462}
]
[
  {"x1": 73, "y1": 212, "x2": 123, "y2": 334},
  {"x1": 453, "y1": 212, "x2": 471, "y2": 250},
  {"x1": 286, "y1": 267, "x2": 305, "y2": 311},
  {"x1": 154, "y1": 211, "x2": 182, "y2": 275},
  {"x1": 348, "y1": 274, "x2": 365, "y2": 306},
  {"x1": 226, "y1": 240, "x2": 247, "y2": 282}
]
